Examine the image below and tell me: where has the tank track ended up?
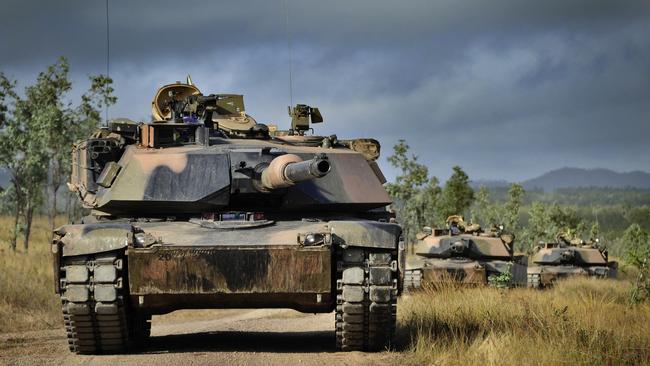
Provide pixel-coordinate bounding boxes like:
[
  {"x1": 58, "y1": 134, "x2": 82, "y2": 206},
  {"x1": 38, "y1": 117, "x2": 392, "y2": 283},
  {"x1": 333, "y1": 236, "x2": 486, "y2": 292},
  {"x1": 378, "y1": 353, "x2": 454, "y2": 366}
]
[
  {"x1": 59, "y1": 250, "x2": 150, "y2": 354},
  {"x1": 403, "y1": 269, "x2": 422, "y2": 291},
  {"x1": 335, "y1": 248, "x2": 398, "y2": 351},
  {"x1": 527, "y1": 273, "x2": 541, "y2": 289}
]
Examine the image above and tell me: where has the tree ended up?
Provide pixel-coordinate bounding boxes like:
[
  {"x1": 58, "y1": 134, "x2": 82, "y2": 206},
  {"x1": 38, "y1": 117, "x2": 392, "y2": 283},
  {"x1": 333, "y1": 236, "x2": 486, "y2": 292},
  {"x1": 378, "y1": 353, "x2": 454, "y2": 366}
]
[
  {"x1": 470, "y1": 186, "x2": 490, "y2": 226},
  {"x1": 520, "y1": 201, "x2": 551, "y2": 251},
  {"x1": 0, "y1": 58, "x2": 115, "y2": 251},
  {"x1": 503, "y1": 183, "x2": 525, "y2": 233},
  {"x1": 0, "y1": 72, "x2": 49, "y2": 250},
  {"x1": 439, "y1": 166, "x2": 474, "y2": 219},
  {"x1": 45, "y1": 71, "x2": 116, "y2": 236},
  {"x1": 386, "y1": 140, "x2": 442, "y2": 243},
  {"x1": 623, "y1": 224, "x2": 650, "y2": 303},
  {"x1": 470, "y1": 186, "x2": 501, "y2": 227}
]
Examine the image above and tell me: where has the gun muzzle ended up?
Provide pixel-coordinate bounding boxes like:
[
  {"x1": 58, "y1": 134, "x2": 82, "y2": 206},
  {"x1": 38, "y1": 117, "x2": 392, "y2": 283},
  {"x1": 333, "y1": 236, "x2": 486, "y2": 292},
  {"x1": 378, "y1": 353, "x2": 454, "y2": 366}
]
[
  {"x1": 560, "y1": 250, "x2": 575, "y2": 263},
  {"x1": 451, "y1": 240, "x2": 466, "y2": 254},
  {"x1": 260, "y1": 154, "x2": 330, "y2": 190}
]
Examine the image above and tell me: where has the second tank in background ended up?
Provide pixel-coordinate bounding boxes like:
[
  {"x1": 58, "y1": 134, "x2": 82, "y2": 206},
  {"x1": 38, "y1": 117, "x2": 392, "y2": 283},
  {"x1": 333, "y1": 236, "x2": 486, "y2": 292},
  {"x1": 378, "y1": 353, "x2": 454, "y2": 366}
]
[{"x1": 404, "y1": 215, "x2": 527, "y2": 289}]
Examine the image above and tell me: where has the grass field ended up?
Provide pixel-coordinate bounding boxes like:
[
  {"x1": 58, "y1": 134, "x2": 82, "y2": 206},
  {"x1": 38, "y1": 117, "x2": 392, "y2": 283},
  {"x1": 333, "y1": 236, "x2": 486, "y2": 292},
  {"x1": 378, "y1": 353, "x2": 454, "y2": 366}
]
[
  {"x1": 398, "y1": 278, "x2": 650, "y2": 365},
  {"x1": 0, "y1": 216, "x2": 63, "y2": 332},
  {"x1": 1, "y1": 216, "x2": 648, "y2": 365}
]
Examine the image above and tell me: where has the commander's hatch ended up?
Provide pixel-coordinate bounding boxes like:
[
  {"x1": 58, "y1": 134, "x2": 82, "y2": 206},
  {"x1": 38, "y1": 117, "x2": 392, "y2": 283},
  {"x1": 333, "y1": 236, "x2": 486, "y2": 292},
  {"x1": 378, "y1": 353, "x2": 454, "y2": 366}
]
[{"x1": 213, "y1": 94, "x2": 257, "y2": 135}]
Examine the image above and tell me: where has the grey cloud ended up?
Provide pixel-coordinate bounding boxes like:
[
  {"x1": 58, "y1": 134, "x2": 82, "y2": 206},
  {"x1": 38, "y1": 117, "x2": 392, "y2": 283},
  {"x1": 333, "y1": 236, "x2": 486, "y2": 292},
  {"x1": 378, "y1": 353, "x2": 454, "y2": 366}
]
[{"x1": 1, "y1": 1, "x2": 649, "y2": 182}]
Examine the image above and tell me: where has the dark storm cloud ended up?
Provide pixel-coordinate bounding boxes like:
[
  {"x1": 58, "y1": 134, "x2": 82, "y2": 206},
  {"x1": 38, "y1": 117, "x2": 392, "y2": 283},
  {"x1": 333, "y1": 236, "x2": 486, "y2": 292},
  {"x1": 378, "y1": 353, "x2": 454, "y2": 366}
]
[{"x1": 1, "y1": 0, "x2": 649, "y2": 181}]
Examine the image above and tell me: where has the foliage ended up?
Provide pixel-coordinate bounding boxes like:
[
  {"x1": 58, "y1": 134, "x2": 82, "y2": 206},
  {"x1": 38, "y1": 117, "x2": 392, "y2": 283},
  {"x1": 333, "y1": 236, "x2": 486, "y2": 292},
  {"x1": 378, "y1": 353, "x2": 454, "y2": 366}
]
[
  {"x1": 439, "y1": 166, "x2": 474, "y2": 219},
  {"x1": 0, "y1": 58, "x2": 115, "y2": 251},
  {"x1": 503, "y1": 183, "x2": 524, "y2": 232},
  {"x1": 517, "y1": 202, "x2": 593, "y2": 252},
  {"x1": 471, "y1": 187, "x2": 502, "y2": 226},
  {"x1": 386, "y1": 140, "x2": 442, "y2": 242},
  {"x1": 386, "y1": 142, "x2": 479, "y2": 242},
  {"x1": 487, "y1": 263, "x2": 513, "y2": 288},
  {"x1": 623, "y1": 224, "x2": 650, "y2": 304},
  {"x1": 0, "y1": 69, "x2": 50, "y2": 250}
]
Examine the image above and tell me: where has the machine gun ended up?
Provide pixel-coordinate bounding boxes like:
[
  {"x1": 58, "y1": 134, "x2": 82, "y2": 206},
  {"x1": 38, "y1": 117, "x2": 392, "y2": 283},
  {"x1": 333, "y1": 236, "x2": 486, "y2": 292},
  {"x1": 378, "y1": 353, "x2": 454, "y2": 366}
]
[
  {"x1": 166, "y1": 91, "x2": 220, "y2": 126},
  {"x1": 289, "y1": 104, "x2": 323, "y2": 134}
]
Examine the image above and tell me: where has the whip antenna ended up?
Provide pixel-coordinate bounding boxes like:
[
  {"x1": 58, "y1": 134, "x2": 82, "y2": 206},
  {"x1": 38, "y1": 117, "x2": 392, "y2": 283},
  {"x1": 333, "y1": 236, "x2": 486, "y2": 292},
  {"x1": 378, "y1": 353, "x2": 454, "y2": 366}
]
[
  {"x1": 105, "y1": 0, "x2": 110, "y2": 126},
  {"x1": 283, "y1": 0, "x2": 293, "y2": 107}
]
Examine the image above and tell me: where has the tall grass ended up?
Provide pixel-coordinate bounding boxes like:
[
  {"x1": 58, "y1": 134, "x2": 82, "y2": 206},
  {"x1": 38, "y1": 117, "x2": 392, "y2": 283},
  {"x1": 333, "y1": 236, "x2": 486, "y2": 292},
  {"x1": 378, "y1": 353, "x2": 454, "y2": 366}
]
[
  {"x1": 399, "y1": 278, "x2": 650, "y2": 365},
  {"x1": 0, "y1": 216, "x2": 63, "y2": 332}
]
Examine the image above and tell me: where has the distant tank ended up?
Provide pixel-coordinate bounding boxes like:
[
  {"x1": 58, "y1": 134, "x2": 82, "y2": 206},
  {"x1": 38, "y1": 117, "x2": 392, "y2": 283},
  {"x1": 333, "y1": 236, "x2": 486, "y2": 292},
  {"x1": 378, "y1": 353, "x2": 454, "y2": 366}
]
[
  {"x1": 404, "y1": 215, "x2": 527, "y2": 289},
  {"x1": 527, "y1": 234, "x2": 618, "y2": 288},
  {"x1": 53, "y1": 78, "x2": 403, "y2": 353}
]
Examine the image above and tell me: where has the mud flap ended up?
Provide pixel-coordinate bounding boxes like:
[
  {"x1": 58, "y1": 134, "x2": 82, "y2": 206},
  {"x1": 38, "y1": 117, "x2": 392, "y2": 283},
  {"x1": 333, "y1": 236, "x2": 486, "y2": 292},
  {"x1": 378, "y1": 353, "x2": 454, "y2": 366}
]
[{"x1": 511, "y1": 255, "x2": 529, "y2": 286}]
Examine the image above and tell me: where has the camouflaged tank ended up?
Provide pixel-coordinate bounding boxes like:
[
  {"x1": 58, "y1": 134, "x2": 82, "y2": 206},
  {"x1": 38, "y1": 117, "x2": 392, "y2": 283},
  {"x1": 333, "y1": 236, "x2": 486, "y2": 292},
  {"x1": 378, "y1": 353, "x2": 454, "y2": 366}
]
[
  {"x1": 404, "y1": 216, "x2": 527, "y2": 289},
  {"x1": 52, "y1": 79, "x2": 403, "y2": 354},
  {"x1": 527, "y1": 235, "x2": 617, "y2": 288}
]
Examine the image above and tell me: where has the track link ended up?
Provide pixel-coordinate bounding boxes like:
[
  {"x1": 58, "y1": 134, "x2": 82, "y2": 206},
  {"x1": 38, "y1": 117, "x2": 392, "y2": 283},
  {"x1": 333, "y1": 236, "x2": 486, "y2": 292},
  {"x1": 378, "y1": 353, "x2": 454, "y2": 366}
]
[
  {"x1": 527, "y1": 273, "x2": 541, "y2": 289},
  {"x1": 335, "y1": 248, "x2": 398, "y2": 352},
  {"x1": 60, "y1": 250, "x2": 149, "y2": 354},
  {"x1": 403, "y1": 269, "x2": 422, "y2": 291}
]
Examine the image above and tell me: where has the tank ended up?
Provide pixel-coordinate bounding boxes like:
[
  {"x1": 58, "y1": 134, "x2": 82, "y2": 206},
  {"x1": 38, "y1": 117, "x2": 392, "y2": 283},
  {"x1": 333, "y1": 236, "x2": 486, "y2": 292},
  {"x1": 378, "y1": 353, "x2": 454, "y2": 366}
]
[
  {"x1": 52, "y1": 79, "x2": 403, "y2": 353},
  {"x1": 404, "y1": 215, "x2": 527, "y2": 289},
  {"x1": 527, "y1": 234, "x2": 618, "y2": 288}
]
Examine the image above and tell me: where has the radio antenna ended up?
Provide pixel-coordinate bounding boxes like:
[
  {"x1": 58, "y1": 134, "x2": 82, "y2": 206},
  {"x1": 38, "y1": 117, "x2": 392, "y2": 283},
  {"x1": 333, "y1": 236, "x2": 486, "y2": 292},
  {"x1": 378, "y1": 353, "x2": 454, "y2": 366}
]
[
  {"x1": 104, "y1": 0, "x2": 110, "y2": 126},
  {"x1": 283, "y1": 0, "x2": 293, "y2": 107}
]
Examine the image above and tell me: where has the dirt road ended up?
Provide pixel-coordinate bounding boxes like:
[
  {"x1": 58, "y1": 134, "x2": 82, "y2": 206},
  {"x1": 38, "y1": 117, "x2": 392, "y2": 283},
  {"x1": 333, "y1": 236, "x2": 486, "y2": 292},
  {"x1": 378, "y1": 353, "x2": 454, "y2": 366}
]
[{"x1": 0, "y1": 309, "x2": 399, "y2": 366}]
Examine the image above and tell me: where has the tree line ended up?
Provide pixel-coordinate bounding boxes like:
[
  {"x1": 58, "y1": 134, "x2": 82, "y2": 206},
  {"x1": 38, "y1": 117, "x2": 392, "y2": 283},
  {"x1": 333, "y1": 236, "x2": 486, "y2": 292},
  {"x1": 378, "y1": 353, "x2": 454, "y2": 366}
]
[
  {"x1": 387, "y1": 140, "x2": 650, "y2": 300},
  {"x1": 0, "y1": 58, "x2": 115, "y2": 251}
]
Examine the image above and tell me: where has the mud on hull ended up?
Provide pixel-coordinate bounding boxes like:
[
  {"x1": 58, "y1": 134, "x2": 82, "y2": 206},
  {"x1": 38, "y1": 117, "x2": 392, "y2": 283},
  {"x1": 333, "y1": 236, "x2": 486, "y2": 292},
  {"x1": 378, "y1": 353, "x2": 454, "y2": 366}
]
[
  {"x1": 404, "y1": 256, "x2": 527, "y2": 289},
  {"x1": 128, "y1": 245, "x2": 334, "y2": 314}
]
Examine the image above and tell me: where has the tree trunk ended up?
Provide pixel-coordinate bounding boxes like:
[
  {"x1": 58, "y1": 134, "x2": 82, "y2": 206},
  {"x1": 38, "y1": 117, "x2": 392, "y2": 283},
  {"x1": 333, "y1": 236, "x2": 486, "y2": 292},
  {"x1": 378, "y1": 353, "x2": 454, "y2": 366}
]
[
  {"x1": 11, "y1": 202, "x2": 19, "y2": 251},
  {"x1": 49, "y1": 185, "x2": 59, "y2": 240},
  {"x1": 48, "y1": 160, "x2": 62, "y2": 241},
  {"x1": 65, "y1": 192, "x2": 71, "y2": 222},
  {"x1": 23, "y1": 202, "x2": 33, "y2": 252}
]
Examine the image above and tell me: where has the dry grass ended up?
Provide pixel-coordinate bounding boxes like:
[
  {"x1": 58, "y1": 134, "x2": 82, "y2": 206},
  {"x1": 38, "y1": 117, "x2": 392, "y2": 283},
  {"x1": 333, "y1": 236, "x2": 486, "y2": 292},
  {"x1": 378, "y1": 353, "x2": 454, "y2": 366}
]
[
  {"x1": 0, "y1": 216, "x2": 63, "y2": 333},
  {"x1": 398, "y1": 278, "x2": 650, "y2": 365},
  {"x1": 2, "y1": 216, "x2": 649, "y2": 366}
]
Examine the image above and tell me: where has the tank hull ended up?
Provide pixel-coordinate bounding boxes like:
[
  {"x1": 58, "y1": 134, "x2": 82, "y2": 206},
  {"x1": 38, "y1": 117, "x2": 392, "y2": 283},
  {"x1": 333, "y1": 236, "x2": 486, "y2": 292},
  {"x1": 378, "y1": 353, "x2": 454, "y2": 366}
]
[
  {"x1": 53, "y1": 219, "x2": 402, "y2": 353},
  {"x1": 527, "y1": 263, "x2": 617, "y2": 288},
  {"x1": 404, "y1": 255, "x2": 528, "y2": 289}
]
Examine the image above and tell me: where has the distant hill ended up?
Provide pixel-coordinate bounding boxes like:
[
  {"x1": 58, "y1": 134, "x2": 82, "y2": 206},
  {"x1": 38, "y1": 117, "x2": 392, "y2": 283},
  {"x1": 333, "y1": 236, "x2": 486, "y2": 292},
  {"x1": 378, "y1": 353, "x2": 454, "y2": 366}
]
[
  {"x1": 521, "y1": 168, "x2": 650, "y2": 191},
  {"x1": 470, "y1": 179, "x2": 510, "y2": 189}
]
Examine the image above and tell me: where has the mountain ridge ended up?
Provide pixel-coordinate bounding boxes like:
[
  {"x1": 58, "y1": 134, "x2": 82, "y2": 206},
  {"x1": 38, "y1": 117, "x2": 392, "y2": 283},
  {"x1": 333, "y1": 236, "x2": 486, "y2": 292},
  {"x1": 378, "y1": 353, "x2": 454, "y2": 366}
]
[{"x1": 521, "y1": 167, "x2": 650, "y2": 191}]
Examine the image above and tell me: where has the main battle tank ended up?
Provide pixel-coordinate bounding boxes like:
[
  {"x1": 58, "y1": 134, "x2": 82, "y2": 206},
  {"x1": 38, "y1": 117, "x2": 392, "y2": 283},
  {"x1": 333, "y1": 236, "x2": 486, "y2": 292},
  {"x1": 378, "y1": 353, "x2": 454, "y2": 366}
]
[
  {"x1": 527, "y1": 235, "x2": 617, "y2": 288},
  {"x1": 404, "y1": 216, "x2": 527, "y2": 289},
  {"x1": 53, "y1": 79, "x2": 403, "y2": 353}
]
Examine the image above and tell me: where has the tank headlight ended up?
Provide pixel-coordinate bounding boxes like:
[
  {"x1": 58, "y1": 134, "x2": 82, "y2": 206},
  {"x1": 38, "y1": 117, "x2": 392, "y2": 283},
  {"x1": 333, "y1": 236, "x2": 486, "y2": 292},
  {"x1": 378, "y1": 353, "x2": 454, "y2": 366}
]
[
  {"x1": 299, "y1": 232, "x2": 329, "y2": 246},
  {"x1": 134, "y1": 232, "x2": 157, "y2": 247},
  {"x1": 306, "y1": 233, "x2": 324, "y2": 245}
]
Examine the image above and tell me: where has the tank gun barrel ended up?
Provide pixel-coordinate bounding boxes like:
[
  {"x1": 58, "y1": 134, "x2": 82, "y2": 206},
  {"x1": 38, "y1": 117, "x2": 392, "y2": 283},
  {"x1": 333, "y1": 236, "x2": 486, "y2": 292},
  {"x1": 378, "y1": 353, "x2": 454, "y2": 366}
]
[{"x1": 260, "y1": 153, "x2": 330, "y2": 190}]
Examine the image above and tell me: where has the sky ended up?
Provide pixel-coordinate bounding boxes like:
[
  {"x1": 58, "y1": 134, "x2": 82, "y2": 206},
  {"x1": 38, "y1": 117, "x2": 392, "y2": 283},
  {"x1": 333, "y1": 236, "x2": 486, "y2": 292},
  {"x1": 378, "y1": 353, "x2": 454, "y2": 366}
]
[{"x1": 1, "y1": 0, "x2": 649, "y2": 182}]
